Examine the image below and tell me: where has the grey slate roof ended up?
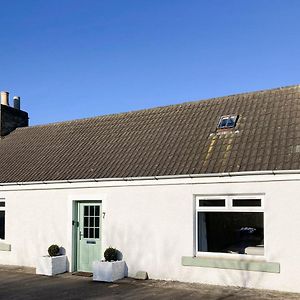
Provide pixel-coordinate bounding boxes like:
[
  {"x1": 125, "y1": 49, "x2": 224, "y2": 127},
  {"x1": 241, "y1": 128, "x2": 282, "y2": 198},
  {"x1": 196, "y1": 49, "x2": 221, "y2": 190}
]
[{"x1": 1, "y1": 84, "x2": 300, "y2": 183}]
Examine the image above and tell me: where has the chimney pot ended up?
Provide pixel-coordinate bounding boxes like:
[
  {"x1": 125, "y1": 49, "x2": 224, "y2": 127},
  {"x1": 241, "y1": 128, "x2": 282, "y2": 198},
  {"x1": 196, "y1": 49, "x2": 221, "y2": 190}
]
[
  {"x1": 13, "y1": 96, "x2": 21, "y2": 110},
  {"x1": 0, "y1": 91, "x2": 9, "y2": 106}
]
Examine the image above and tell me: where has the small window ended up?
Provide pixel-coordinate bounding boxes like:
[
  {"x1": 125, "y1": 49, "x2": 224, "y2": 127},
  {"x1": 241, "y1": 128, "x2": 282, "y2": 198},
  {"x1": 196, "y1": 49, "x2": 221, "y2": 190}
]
[
  {"x1": 218, "y1": 115, "x2": 238, "y2": 129},
  {"x1": 199, "y1": 199, "x2": 225, "y2": 207},
  {"x1": 232, "y1": 199, "x2": 261, "y2": 207}
]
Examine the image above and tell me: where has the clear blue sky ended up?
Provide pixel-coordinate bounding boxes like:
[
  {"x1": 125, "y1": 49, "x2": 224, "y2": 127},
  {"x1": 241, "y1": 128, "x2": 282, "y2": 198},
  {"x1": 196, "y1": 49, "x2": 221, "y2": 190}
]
[{"x1": 1, "y1": 0, "x2": 299, "y2": 125}]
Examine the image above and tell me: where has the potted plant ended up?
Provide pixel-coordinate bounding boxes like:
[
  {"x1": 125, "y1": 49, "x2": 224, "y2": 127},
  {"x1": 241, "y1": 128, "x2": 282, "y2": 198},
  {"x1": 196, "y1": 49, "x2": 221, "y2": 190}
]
[
  {"x1": 36, "y1": 244, "x2": 67, "y2": 276},
  {"x1": 93, "y1": 247, "x2": 125, "y2": 282}
]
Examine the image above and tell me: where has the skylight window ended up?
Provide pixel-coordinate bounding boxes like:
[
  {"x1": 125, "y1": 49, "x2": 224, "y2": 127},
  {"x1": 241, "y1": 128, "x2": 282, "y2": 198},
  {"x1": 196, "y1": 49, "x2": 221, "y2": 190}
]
[{"x1": 218, "y1": 115, "x2": 238, "y2": 129}]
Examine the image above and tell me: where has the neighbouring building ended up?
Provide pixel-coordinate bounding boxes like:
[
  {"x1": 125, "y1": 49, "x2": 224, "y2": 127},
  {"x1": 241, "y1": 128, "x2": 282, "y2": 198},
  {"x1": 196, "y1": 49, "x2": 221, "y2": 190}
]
[{"x1": 0, "y1": 85, "x2": 300, "y2": 292}]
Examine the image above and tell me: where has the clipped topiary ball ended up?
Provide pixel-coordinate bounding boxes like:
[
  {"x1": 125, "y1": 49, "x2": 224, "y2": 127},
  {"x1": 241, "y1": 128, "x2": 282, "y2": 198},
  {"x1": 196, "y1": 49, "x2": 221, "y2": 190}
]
[
  {"x1": 104, "y1": 247, "x2": 118, "y2": 261},
  {"x1": 48, "y1": 244, "x2": 60, "y2": 257}
]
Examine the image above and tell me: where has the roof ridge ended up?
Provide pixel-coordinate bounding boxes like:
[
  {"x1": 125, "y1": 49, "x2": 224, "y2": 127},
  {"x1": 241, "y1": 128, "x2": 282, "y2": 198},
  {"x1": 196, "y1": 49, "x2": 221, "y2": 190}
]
[{"x1": 15, "y1": 83, "x2": 300, "y2": 131}]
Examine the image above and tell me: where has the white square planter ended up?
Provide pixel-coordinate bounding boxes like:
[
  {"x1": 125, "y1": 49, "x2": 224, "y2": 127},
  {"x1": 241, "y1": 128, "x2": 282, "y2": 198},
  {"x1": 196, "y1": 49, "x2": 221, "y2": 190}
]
[
  {"x1": 93, "y1": 260, "x2": 125, "y2": 282},
  {"x1": 36, "y1": 255, "x2": 67, "y2": 276}
]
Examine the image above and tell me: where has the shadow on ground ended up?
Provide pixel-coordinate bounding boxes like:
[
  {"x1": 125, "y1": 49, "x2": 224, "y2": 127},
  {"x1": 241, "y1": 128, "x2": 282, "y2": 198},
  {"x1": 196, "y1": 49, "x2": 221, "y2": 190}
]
[{"x1": 0, "y1": 268, "x2": 299, "y2": 300}]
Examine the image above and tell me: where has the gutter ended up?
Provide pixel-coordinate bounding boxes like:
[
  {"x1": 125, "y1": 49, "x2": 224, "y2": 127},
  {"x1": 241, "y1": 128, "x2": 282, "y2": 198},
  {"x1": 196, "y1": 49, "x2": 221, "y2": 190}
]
[{"x1": 0, "y1": 169, "x2": 300, "y2": 187}]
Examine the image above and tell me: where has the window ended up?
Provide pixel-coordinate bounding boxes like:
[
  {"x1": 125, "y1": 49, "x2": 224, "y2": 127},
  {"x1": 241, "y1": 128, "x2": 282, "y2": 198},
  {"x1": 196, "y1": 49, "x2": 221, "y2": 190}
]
[
  {"x1": 0, "y1": 201, "x2": 5, "y2": 240},
  {"x1": 217, "y1": 115, "x2": 238, "y2": 129},
  {"x1": 83, "y1": 205, "x2": 100, "y2": 239},
  {"x1": 199, "y1": 199, "x2": 225, "y2": 207},
  {"x1": 196, "y1": 196, "x2": 264, "y2": 256}
]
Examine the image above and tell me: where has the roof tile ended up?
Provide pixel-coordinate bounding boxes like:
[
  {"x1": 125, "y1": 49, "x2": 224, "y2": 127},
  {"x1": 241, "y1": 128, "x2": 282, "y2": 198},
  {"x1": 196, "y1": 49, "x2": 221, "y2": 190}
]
[{"x1": 0, "y1": 84, "x2": 300, "y2": 182}]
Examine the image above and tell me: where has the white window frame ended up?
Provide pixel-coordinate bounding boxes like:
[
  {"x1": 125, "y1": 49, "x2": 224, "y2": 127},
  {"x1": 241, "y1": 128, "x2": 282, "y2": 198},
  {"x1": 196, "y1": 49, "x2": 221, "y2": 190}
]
[
  {"x1": 0, "y1": 200, "x2": 5, "y2": 241},
  {"x1": 195, "y1": 195, "x2": 265, "y2": 260}
]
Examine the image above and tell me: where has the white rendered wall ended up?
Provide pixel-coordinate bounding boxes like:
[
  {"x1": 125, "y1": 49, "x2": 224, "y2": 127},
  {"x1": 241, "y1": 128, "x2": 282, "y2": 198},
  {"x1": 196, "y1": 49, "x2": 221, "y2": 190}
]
[{"x1": 0, "y1": 173, "x2": 300, "y2": 292}]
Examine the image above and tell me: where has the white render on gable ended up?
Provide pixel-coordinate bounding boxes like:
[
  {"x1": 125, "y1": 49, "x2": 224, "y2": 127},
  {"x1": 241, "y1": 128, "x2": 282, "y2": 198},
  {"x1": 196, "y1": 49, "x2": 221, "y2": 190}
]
[{"x1": 0, "y1": 172, "x2": 300, "y2": 292}]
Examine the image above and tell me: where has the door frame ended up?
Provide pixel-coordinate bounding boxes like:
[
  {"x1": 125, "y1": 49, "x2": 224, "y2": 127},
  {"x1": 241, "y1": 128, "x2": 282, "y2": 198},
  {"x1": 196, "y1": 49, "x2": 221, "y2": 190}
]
[{"x1": 72, "y1": 200, "x2": 102, "y2": 272}]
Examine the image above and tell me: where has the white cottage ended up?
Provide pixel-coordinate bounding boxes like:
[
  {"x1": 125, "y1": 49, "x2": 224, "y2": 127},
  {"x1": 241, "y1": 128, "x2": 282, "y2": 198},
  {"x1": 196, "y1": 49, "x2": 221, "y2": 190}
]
[{"x1": 0, "y1": 85, "x2": 300, "y2": 292}]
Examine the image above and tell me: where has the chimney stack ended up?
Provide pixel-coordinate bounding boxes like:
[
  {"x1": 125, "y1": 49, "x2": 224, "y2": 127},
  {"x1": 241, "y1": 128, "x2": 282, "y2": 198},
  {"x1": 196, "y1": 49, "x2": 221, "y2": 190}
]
[
  {"x1": 13, "y1": 96, "x2": 21, "y2": 110},
  {"x1": 0, "y1": 90, "x2": 28, "y2": 136},
  {"x1": 0, "y1": 91, "x2": 9, "y2": 106}
]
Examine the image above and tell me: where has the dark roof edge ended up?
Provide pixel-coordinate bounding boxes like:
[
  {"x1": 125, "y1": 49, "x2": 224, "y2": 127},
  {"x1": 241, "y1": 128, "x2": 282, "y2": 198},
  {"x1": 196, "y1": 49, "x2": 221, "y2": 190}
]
[
  {"x1": 1, "y1": 169, "x2": 300, "y2": 187},
  {"x1": 16, "y1": 83, "x2": 300, "y2": 131}
]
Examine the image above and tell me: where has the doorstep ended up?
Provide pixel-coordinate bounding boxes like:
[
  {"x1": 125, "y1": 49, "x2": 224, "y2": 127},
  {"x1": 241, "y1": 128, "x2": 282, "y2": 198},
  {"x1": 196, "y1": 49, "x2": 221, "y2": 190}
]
[{"x1": 72, "y1": 271, "x2": 93, "y2": 277}]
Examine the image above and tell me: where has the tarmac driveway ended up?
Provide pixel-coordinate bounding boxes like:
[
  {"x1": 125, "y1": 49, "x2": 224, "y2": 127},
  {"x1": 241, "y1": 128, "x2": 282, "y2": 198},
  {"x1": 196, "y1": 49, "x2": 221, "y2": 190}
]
[{"x1": 0, "y1": 266, "x2": 299, "y2": 300}]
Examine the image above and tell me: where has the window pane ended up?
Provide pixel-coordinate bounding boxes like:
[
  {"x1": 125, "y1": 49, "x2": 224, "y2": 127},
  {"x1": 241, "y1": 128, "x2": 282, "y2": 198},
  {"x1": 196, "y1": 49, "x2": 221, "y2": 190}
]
[
  {"x1": 232, "y1": 199, "x2": 261, "y2": 207},
  {"x1": 84, "y1": 206, "x2": 89, "y2": 216},
  {"x1": 95, "y1": 217, "x2": 100, "y2": 227},
  {"x1": 90, "y1": 206, "x2": 94, "y2": 216},
  {"x1": 84, "y1": 217, "x2": 88, "y2": 227},
  {"x1": 227, "y1": 117, "x2": 235, "y2": 127},
  {"x1": 219, "y1": 118, "x2": 228, "y2": 128},
  {"x1": 90, "y1": 217, "x2": 94, "y2": 227},
  {"x1": 0, "y1": 211, "x2": 4, "y2": 239},
  {"x1": 95, "y1": 228, "x2": 99, "y2": 239},
  {"x1": 199, "y1": 199, "x2": 225, "y2": 207},
  {"x1": 0, "y1": 202, "x2": 5, "y2": 207},
  {"x1": 89, "y1": 228, "x2": 94, "y2": 238},
  {"x1": 198, "y1": 212, "x2": 264, "y2": 255},
  {"x1": 95, "y1": 206, "x2": 100, "y2": 216}
]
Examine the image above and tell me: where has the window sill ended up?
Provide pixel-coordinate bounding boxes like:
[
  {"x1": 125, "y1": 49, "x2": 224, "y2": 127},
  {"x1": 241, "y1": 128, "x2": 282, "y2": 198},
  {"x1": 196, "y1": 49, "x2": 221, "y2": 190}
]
[
  {"x1": 0, "y1": 242, "x2": 11, "y2": 251},
  {"x1": 182, "y1": 256, "x2": 280, "y2": 273}
]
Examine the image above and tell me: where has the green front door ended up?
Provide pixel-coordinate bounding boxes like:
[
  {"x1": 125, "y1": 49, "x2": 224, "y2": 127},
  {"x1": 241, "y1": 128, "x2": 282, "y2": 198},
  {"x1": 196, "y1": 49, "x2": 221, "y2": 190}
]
[{"x1": 77, "y1": 202, "x2": 102, "y2": 272}]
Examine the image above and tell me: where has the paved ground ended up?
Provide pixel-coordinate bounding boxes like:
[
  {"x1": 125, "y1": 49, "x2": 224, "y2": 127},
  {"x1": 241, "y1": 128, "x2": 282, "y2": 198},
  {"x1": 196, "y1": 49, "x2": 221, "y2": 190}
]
[{"x1": 0, "y1": 266, "x2": 299, "y2": 300}]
